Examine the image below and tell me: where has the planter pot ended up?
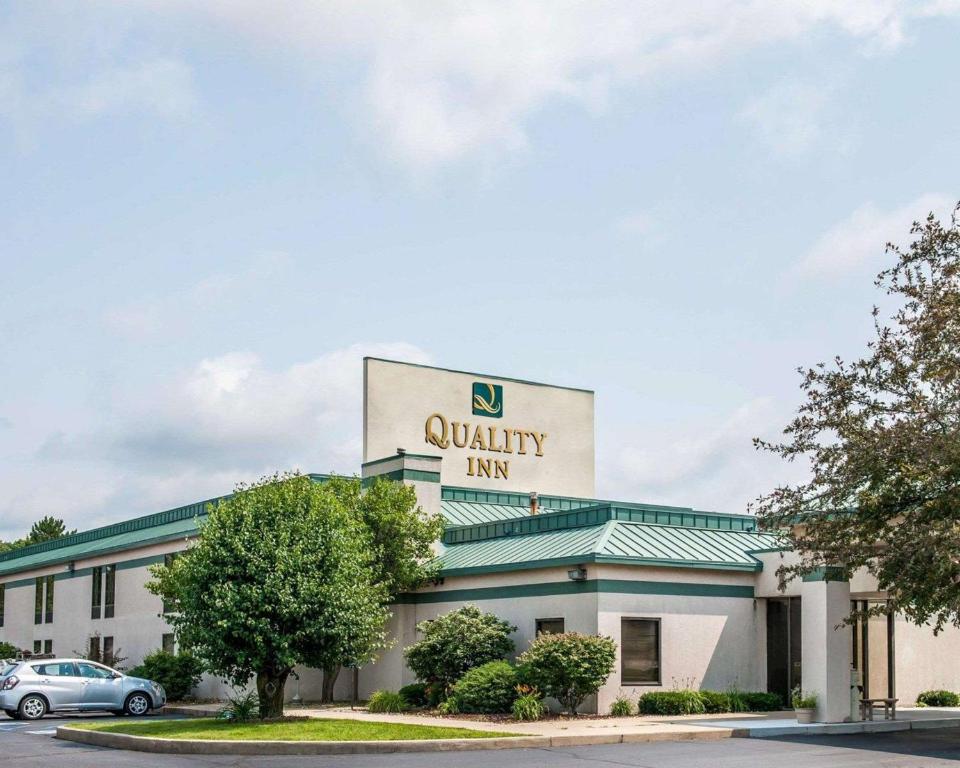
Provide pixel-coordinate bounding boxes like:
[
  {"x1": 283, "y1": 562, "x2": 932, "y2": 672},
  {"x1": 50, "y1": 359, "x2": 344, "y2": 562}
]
[{"x1": 795, "y1": 708, "x2": 815, "y2": 724}]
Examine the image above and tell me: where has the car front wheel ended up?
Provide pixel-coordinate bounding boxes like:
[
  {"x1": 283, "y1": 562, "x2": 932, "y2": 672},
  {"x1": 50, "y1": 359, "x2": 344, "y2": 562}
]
[
  {"x1": 18, "y1": 695, "x2": 47, "y2": 720},
  {"x1": 124, "y1": 692, "x2": 151, "y2": 716}
]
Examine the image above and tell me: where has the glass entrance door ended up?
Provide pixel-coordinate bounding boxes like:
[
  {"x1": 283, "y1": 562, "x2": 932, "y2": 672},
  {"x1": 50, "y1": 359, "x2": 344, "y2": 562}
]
[{"x1": 766, "y1": 597, "x2": 801, "y2": 706}]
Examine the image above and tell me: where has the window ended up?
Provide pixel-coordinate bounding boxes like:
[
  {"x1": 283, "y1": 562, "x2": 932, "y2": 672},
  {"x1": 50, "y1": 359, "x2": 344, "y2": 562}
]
[
  {"x1": 33, "y1": 640, "x2": 41, "y2": 654},
  {"x1": 103, "y1": 636, "x2": 114, "y2": 666},
  {"x1": 35, "y1": 576, "x2": 54, "y2": 624},
  {"x1": 621, "y1": 618, "x2": 661, "y2": 685},
  {"x1": 31, "y1": 662, "x2": 75, "y2": 677},
  {"x1": 0, "y1": 583, "x2": 5, "y2": 627},
  {"x1": 162, "y1": 553, "x2": 179, "y2": 614},
  {"x1": 43, "y1": 639, "x2": 52, "y2": 655},
  {"x1": 536, "y1": 618, "x2": 565, "y2": 636},
  {"x1": 162, "y1": 633, "x2": 175, "y2": 655},
  {"x1": 77, "y1": 662, "x2": 113, "y2": 679},
  {"x1": 104, "y1": 564, "x2": 116, "y2": 619},
  {"x1": 91, "y1": 566, "x2": 103, "y2": 619},
  {"x1": 44, "y1": 575, "x2": 54, "y2": 623},
  {"x1": 34, "y1": 577, "x2": 43, "y2": 624},
  {"x1": 89, "y1": 635, "x2": 101, "y2": 660}
]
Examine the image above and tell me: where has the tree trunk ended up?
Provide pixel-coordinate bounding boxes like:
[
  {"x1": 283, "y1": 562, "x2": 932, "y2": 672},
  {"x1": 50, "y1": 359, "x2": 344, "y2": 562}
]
[
  {"x1": 321, "y1": 665, "x2": 340, "y2": 704},
  {"x1": 256, "y1": 669, "x2": 290, "y2": 719}
]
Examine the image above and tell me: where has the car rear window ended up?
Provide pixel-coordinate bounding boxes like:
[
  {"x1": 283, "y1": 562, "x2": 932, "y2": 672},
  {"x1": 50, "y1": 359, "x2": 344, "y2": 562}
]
[{"x1": 30, "y1": 662, "x2": 75, "y2": 677}]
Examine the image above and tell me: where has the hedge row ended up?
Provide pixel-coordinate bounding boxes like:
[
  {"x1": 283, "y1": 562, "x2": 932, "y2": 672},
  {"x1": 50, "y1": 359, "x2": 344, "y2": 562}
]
[{"x1": 637, "y1": 689, "x2": 782, "y2": 715}]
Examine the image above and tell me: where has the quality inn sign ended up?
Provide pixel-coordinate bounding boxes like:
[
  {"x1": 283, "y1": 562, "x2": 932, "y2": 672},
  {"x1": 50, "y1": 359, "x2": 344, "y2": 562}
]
[{"x1": 424, "y1": 381, "x2": 547, "y2": 481}]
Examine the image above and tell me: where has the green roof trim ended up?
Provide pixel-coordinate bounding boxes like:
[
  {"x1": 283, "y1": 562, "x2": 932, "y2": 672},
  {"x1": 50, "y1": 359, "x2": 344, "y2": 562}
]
[
  {"x1": 361, "y1": 469, "x2": 441, "y2": 488},
  {"x1": 396, "y1": 578, "x2": 755, "y2": 604}
]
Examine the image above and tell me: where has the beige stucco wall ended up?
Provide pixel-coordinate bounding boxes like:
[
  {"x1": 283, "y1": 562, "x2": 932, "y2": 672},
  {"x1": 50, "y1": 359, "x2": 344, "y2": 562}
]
[{"x1": 363, "y1": 358, "x2": 595, "y2": 497}]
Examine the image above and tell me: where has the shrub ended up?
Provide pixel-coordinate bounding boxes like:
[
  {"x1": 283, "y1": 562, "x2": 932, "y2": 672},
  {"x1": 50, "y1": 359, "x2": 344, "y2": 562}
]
[
  {"x1": 367, "y1": 690, "x2": 409, "y2": 713},
  {"x1": 398, "y1": 682, "x2": 429, "y2": 707},
  {"x1": 451, "y1": 661, "x2": 518, "y2": 713},
  {"x1": 126, "y1": 650, "x2": 204, "y2": 702},
  {"x1": 791, "y1": 687, "x2": 817, "y2": 709},
  {"x1": 517, "y1": 632, "x2": 616, "y2": 715},
  {"x1": 512, "y1": 685, "x2": 546, "y2": 721},
  {"x1": 741, "y1": 691, "x2": 782, "y2": 711},
  {"x1": 218, "y1": 689, "x2": 259, "y2": 722},
  {"x1": 404, "y1": 606, "x2": 516, "y2": 694},
  {"x1": 699, "y1": 691, "x2": 731, "y2": 714},
  {"x1": 609, "y1": 693, "x2": 634, "y2": 716},
  {"x1": 637, "y1": 690, "x2": 706, "y2": 716},
  {"x1": 437, "y1": 697, "x2": 460, "y2": 715},
  {"x1": 916, "y1": 690, "x2": 960, "y2": 707},
  {"x1": 0, "y1": 641, "x2": 19, "y2": 659}
]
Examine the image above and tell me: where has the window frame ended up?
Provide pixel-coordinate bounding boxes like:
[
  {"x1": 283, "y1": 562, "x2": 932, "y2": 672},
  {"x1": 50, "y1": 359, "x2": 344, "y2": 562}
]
[
  {"x1": 104, "y1": 564, "x2": 116, "y2": 619},
  {"x1": 162, "y1": 633, "x2": 175, "y2": 655},
  {"x1": 91, "y1": 565, "x2": 103, "y2": 619},
  {"x1": 43, "y1": 639, "x2": 53, "y2": 655},
  {"x1": 620, "y1": 616, "x2": 662, "y2": 687},
  {"x1": 44, "y1": 574, "x2": 54, "y2": 623},
  {"x1": 535, "y1": 617, "x2": 565, "y2": 636},
  {"x1": 0, "y1": 583, "x2": 5, "y2": 628},
  {"x1": 34, "y1": 577, "x2": 43, "y2": 625}
]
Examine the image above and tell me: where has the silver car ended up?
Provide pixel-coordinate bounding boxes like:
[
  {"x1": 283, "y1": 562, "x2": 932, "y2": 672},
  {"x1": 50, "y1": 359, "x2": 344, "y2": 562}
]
[{"x1": 0, "y1": 658, "x2": 166, "y2": 720}]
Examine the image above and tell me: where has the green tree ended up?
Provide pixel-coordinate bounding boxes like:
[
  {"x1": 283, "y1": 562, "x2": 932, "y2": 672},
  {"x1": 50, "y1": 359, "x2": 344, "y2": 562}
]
[
  {"x1": 148, "y1": 472, "x2": 389, "y2": 718},
  {"x1": 404, "y1": 605, "x2": 516, "y2": 695},
  {"x1": 517, "y1": 632, "x2": 616, "y2": 715},
  {"x1": 318, "y1": 476, "x2": 445, "y2": 702},
  {"x1": 0, "y1": 641, "x2": 19, "y2": 658},
  {"x1": 755, "y1": 204, "x2": 960, "y2": 630},
  {"x1": 0, "y1": 516, "x2": 75, "y2": 552},
  {"x1": 27, "y1": 516, "x2": 74, "y2": 544}
]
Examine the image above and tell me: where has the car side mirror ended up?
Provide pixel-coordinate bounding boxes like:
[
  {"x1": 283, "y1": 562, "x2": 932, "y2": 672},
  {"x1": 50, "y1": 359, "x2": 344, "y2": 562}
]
[{"x1": 112, "y1": 672, "x2": 122, "y2": 679}]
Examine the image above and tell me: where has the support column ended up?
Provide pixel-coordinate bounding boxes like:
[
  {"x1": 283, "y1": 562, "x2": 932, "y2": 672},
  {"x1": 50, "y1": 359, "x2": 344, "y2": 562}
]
[{"x1": 801, "y1": 569, "x2": 852, "y2": 722}]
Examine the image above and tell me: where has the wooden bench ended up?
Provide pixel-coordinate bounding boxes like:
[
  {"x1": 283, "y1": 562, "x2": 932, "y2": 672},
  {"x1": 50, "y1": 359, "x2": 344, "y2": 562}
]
[{"x1": 860, "y1": 698, "x2": 898, "y2": 720}]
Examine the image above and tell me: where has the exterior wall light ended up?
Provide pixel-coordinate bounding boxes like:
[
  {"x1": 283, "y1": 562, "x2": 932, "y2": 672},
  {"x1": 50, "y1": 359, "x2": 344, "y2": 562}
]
[{"x1": 567, "y1": 566, "x2": 587, "y2": 581}]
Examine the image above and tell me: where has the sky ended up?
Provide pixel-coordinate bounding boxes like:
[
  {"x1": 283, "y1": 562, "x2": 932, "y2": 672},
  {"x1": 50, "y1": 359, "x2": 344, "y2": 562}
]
[{"x1": 1, "y1": 1, "x2": 959, "y2": 540}]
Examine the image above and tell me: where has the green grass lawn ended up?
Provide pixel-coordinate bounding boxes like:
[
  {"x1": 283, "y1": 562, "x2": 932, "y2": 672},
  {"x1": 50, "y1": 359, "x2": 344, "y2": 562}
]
[{"x1": 68, "y1": 717, "x2": 519, "y2": 741}]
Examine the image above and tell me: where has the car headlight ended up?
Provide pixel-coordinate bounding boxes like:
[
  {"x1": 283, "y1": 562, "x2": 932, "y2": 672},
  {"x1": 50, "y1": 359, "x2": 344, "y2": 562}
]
[{"x1": 150, "y1": 682, "x2": 165, "y2": 696}]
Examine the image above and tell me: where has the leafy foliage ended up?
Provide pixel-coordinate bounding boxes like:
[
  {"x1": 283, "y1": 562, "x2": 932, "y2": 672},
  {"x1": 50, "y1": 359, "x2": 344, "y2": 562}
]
[
  {"x1": 127, "y1": 650, "x2": 204, "y2": 701},
  {"x1": 367, "y1": 690, "x2": 409, "y2": 713},
  {"x1": 450, "y1": 661, "x2": 518, "y2": 713},
  {"x1": 739, "y1": 691, "x2": 782, "y2": 711},
  {"x1": 699, "y1": 690, "x2": 730, "y2": 713},
  {"x1": 149, "y1": 472, "x2": 389, "y2": 717},
  {"x1": 755, "y1": 205, "x2": 960, "y2": 631},
  {"x1": 404, "y1": 605, "x2": 516, "y2": 693},
  {"x1": 791, "y1": 687, "x2": 817, "y2": 709},
  {"x1": 398, "y1": 682, "x2": 429, "y2": 707},
  {"x1": 609, "y1": 693, "x2": 634, "y2": 716},
  {"x1": 0, "y1": 641, "x2": 19, "y2": 658},
  {"x1": 511, "y1": 685, "x2": 546, "y2": 721},
  {"x1": 0, "y1": 515, "x2": 76, "y2": 553},
  {"x1": 516, "y1": 632, "x2": 616, "y2": 715},
  {"x1": 637, "y1": 690, "x2": 705, "y2": 715},
  {"x1": 916, "y1": 690, "x2": 960, "y2": 707},
  {"x1": 218, "y1": 689, "x2": 260, "y2": 722}
]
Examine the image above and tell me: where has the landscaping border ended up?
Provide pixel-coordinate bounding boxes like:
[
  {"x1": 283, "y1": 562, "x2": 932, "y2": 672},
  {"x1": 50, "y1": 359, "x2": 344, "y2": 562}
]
[{"x1": 55, "y1": 725, "x2": 736, "y2": 754}]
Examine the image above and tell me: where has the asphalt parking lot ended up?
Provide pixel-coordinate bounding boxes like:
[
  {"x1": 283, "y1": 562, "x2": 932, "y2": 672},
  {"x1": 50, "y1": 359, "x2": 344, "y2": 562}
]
[{"x1": 5, "y1": 712, "x2": 960, "y2": 767}]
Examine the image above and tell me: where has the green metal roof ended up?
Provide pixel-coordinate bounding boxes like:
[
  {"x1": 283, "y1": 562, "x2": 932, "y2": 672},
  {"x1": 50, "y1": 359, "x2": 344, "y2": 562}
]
[
  {"x1": 440, "y1": 501, "x2": 532, "y2": 526},
  {"x1": 437, "y1": 520, "x2": 778, "y2": 576}
]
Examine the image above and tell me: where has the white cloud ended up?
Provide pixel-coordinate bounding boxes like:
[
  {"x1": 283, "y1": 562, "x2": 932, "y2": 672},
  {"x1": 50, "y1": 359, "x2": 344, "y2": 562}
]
[
  {"x1": 795, "y1": 193, "x2": 955, "y2": 278},
  {"x1": 738, "y1": 79, "x2": 840, "y2": 156},
  {"x1": 61, "y1": 58, "x2": 198, "y2": 120},
  {"x1": 0, "y1": 342, "x2": 431, "y2": 540},
  {"x1": 109, "y1": 0, "x2": 958, "y2": 171},
  {"x1": 602, "y1": 398, "x2": 805, "y2": 515}
]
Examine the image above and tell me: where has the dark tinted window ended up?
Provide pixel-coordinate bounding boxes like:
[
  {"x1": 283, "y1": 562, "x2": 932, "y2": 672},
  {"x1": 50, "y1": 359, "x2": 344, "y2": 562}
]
[
  {"x1": 621, "y1": 618, "x2": 660, "y2": 685},
  {"x1": 535, "y1": 618, "x2": 565, "y2": 636}
]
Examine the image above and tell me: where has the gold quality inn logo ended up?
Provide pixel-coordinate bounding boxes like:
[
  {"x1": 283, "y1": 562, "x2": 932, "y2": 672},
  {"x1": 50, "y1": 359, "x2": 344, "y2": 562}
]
[{"x1": 472, "y1": 382, "x2": 503, "y2": 418}]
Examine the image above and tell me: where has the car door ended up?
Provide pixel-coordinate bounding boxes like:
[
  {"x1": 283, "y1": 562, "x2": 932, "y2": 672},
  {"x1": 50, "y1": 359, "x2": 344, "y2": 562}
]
[
  {"x1": 29, "y1": 662, "x2": 84, "y2": 709},
  {"x1": 76, "y1": 661, "x2": 123, "y2": 709}
]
